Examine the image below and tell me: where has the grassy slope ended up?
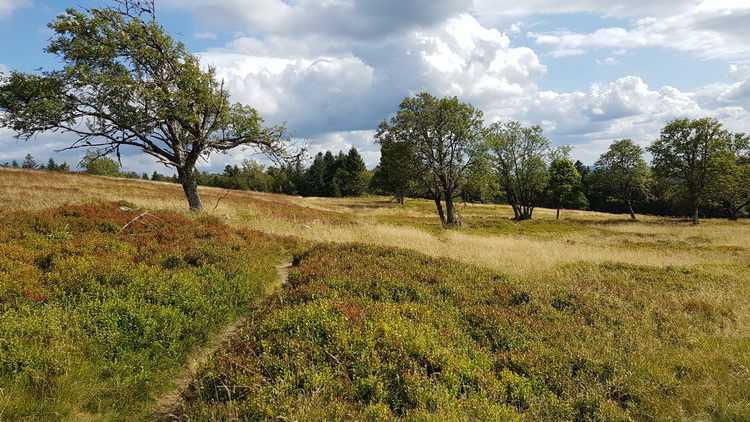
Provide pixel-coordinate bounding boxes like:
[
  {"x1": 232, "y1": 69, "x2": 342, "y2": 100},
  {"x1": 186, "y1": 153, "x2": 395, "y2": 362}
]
[{"x1": 2, "y1": 168, "x2": 749, "y2": 420}]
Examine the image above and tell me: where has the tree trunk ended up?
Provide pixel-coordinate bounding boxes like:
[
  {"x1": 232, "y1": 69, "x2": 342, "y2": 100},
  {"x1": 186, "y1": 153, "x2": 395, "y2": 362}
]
[
  {"x1": 433, "y1": 192, "x2": 445, "y2": 225},
  {"x1": 445, "y1": 192, "x2": 457, "y2": 225},
  {"x1": 397, "y1": 195, "x2": 405, "y2": 205},
  {"x1": 178, "y1": 167, "x2": 203, "y2": 212},
  {"x1": 692, "y1": 206, "x2": 700, "y2": 225},
  {"x1": 627, "y1": 201, "x2": 637, "y2": 220},
  {"x1": 556, "y1": 207, "x2": 560, "y2": 220},
  {"x1": 727, "y1": 207, "x2": 738, "y2": 221}
]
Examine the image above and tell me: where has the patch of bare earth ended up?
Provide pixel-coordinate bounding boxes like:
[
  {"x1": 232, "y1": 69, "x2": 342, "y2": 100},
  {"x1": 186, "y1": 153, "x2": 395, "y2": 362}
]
[{"x1": 153, "y1": 262, "x2": 293, "y2": 420}]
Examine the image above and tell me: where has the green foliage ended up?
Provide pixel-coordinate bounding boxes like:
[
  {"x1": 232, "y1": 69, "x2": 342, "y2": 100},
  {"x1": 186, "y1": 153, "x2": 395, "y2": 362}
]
[
  {"x1": 300, "y1": 148, "x2": 369, "y2": 197},
  {"x1": 0, "y1": 1, "x2": 289, "y2": 211},
  {"x1": 547, "y1": 158, "x2": 587, "y2": 218},
  {"x1": 182, "y1": 243, "x2": 748, "y2": 421},
  {"x1": 485, "y1": 121, "x2": 554, "y2": 220},
  {"x1": 21, "y1": 153, "x2": 37, "y2": 169},
  {"x1": 376, "y1": 92, "x2": 484, "y2": 225},
  {"x1": 590, "y1": 139, "x2": 650, "y2": 219},
  {"x1": 648, "y1": 118, "x2": 745, "y2": 224},
  {"x1": 79, "y1": 149, "x2": 123, "y2": 177},
  {"x1": 0, "y1": 202, "x2": 292, "y2": 419}
]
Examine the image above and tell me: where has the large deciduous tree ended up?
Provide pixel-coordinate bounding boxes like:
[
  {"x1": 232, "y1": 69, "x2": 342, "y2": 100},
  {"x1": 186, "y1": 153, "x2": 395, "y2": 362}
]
[
  {"x1": 648, "y1": 118, "x2": 738, "y2": 225},
  {"x1": 376, "y1": 92, "x2": 484, "y2": 225},
  {"x1": 0, "y1": 0, "x2": 291, "y2": 211},
  {"x1": 485, "y1": 121, "x2": 554, "y2": 221},
  {"x1": 590, "y1": 139, "x2": 650, "y2": 220}
]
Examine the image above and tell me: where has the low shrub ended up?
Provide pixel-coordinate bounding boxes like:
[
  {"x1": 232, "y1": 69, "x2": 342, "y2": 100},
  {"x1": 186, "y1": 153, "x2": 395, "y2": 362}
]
[{"x1": 0, "y1": 203, "x2": 295, "y2": 420}]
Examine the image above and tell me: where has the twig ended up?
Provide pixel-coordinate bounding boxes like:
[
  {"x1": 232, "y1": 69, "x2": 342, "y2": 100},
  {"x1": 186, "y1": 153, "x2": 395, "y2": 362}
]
[
  {"x1": 122, "y1": 211, "x2": 150, "y2": 229},
  {"x1": 213, "y1": 190, "x2": 231, "y2": 212}
]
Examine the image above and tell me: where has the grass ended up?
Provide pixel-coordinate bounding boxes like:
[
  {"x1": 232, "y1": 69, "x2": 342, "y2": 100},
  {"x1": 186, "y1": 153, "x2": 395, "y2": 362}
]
[{"x1": 1, "y1": 167, "x2": 749, "y2": 420}]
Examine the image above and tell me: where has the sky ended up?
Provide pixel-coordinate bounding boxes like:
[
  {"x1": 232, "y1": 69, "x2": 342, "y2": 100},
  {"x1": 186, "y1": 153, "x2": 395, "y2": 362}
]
[{"x1": 1, "y1": 0, "x2": 749, "y2": 175}]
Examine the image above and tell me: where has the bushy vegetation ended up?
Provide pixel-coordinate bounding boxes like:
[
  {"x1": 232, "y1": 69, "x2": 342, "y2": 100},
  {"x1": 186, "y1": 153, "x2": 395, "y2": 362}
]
[
  {"x1": 181, "y1": 243, "x2": 749, "y2": 421},
  {"x1": 0, "y1": 202, "x2": 295, "y2": 420}
]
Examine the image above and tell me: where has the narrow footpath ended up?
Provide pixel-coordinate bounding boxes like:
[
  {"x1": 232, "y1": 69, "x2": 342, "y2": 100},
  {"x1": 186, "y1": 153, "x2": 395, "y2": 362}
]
[{"x1": 154, "y1": 262, "x2": 293, "y2": 420}]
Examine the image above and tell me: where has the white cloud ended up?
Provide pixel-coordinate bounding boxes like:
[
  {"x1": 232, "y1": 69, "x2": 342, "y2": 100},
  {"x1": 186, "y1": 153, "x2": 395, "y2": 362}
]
[
  {"x1": 473, "y1": 0, "x2": 696, "y2": 22},
  {"x1": 0, "y1": 0, "x2": 29, "y2": 19},
  {"x1": 193, "y1": 31, "x2": 217, "y2": 40},
  {"x1": 200, "y1": 13, "x2": 546, "y2": 140},
  {"x1": 528, "y1": 0, "x2": 750, "y2": 62},
  {"x1": 597, "y1": 57, "x2": 620, "y2": 66}
]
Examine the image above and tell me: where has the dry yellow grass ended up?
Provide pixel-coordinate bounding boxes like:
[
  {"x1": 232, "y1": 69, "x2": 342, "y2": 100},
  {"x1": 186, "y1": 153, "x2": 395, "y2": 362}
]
[{"x1": 3, "y1": 167, "x2": 749, "y2": 280}]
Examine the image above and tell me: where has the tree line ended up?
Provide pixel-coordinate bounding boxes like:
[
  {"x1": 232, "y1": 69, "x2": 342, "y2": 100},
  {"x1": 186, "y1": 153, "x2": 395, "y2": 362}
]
[{"x1": 373, "y1": 93, "x2": 749, "y2": 225}]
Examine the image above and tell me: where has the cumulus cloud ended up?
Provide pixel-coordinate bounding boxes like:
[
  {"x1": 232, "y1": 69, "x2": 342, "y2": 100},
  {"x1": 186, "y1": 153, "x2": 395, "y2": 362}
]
[
  {"x1": 528, "y1": 0, "x2": 750, "y2": 61},
  {"x1": 200, "y1": 13, "x2": 546, "y2": 150},
  {"x1": 0, "y1": 0, "x2": 29, "y2": 19},
  {"x1": 179, "y1": 0, "x2": 471, "y2": 40}
]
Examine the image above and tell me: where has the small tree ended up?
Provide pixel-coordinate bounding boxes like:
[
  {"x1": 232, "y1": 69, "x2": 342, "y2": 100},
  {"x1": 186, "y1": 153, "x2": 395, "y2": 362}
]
[
  {"x1": 372, "y1": 138, "x2": 419, "y2": 204},
  {"x1": 0, "y1": 0, "x2": 292, "y2": 211},
  {"x1": 376, "y1": 92, "x2": 483, "y2": 225},
  {"x1": 547, "y1": 158, "x2": 587, "y2": 219},
  {"x1": 21, "y1": 154, "x2": 37, "y2": 169},
  {"x1": 590, "y1": 139, "x2": 650, "y2": 220},
  {"x1": 80, "y1": 149, "x2": 122, "y2": 177},
  {"x1": 485, "y1": 121, "x2": 554, "y2": 220},
  {"x1": 648, "y1": 118, "x2": 739, "y2": 224}
]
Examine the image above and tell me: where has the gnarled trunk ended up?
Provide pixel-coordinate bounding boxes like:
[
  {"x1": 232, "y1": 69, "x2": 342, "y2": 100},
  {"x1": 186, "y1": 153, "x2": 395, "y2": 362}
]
[{"x1": 177, "y1": 167, "x2": 203, "y2": 212}]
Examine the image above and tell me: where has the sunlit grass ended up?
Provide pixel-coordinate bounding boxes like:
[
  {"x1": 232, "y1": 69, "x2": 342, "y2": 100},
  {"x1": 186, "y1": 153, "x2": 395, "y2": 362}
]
[{"x1": 3, "y1": 168, "x2": 750, "y2": 420}]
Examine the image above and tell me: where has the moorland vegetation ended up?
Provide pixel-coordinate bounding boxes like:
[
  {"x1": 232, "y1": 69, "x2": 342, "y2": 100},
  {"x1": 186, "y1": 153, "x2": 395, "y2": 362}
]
[{"x1": 0, "y1": 168, "x2": 748, "y2": 420}]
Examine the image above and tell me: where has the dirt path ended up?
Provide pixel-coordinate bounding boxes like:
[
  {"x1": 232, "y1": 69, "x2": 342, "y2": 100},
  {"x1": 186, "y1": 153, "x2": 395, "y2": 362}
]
[{"x1": 153, "y1": 262, "x2": 293, "y2": 420}]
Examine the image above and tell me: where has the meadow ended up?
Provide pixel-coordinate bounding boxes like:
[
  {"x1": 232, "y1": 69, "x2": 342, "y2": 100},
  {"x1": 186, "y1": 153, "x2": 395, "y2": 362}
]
[{"x1": 1, "y1": 167, "x2": 749, "y2": 420}]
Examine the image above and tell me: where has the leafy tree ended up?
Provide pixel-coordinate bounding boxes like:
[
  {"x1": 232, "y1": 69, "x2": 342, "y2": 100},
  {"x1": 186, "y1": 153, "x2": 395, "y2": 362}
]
[
  {"x1": 648, "y1": 118, "x2": 740, "y2": 224},
  {"x1": 0, "y1": 0, "x2": 291, "y2": 211},
  {"x1": 21, "y1": 154, "x2": 37, "y2": 169},
  {"x1": 590, "y1": 139, "x2": 650, "y2": 220},
  {"x1": 708, "y1": 137, "x2": 750, "y2": 220},
  {"x1": 547, "y1": 158, "x2": 587, "y2": 219},
  {"x1": 11, "y1": 159, "x2": 19, "y2": 168},
  {"x1": 376, "y1": 92, "x2": 483, "y2": 225},
  {"x1": 485, "y1": 121, "x2": 554, "y2": 220},
  {"x1": 79, "y1": 149, "x2": 122, "y2": 177},
  {"x1": 462, "y1": 153, "x2": 500, "y2": 204}
]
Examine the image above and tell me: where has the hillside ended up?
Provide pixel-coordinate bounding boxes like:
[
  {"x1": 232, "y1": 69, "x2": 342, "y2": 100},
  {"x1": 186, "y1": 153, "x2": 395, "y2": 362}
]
[{"x1": 1, "y1": 168, "x2": 749, "y2": 420}]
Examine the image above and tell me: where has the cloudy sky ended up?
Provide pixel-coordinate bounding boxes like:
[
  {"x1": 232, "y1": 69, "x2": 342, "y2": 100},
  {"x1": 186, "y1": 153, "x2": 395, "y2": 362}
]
[{"x1": 1, "y1": 0, "x2": 749, "y2": 174}]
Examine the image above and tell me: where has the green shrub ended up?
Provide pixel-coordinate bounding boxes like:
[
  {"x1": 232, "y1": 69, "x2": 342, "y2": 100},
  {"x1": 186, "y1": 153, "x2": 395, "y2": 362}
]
[{"x1": 0, "y1": 203, "x2": 293, "y2": 420}]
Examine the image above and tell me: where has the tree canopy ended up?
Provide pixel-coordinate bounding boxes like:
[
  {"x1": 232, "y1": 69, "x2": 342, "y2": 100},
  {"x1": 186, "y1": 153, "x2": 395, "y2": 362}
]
[
  {"x1": 485, "y1": 121, "x2": 553, "y2": 221},
  {"x1": 648, "y1": 118, "x2": 743, "y2": 224},
  {"x1": 0, "y1": 0, "x2": 292, "y2": 211},
  {"x1": 590, "y1": 139, "x2": 650, "y2": 220},
  {"x1": 376, "y1": 92, "x2": 483, "y2": 225}
]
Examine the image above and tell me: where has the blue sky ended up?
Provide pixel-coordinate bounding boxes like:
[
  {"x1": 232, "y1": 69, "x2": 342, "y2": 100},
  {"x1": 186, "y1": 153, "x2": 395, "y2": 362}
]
[{"x1": 1, "y1": 0, "x2": 749, "y2": 174}]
